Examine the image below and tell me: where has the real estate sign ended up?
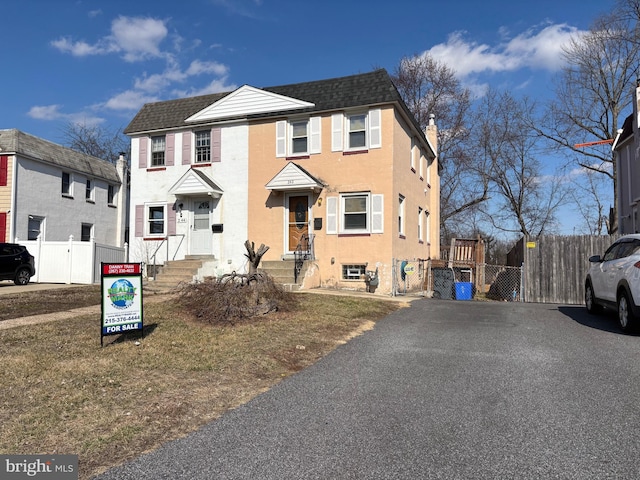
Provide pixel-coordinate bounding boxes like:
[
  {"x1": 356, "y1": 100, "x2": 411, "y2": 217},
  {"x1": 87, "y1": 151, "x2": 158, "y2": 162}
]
[{"x1": 101, "y1": 263, "x2": 143, "y2": 346}]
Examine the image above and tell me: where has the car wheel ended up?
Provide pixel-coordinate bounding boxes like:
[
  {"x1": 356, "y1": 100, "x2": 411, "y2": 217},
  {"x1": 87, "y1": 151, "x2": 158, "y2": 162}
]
[
  {"x1": 14, "y1": 268, "x2": 31, "y2": 285},
  {"x1": 585, "y1": 281, "x2": 601, "y2": 314},
  {"x1": 617, "y1": 291, "x2": 636, "y2": 333}
]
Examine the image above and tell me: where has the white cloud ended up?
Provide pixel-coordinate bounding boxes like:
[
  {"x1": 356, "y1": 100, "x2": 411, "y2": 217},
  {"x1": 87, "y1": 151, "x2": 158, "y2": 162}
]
[
  {"x1": 27, "y1": 104, "x2": 104, "y2": 126},
  {"x1": 426, "y1": 23, "x2": 584, "y2": 79},
  {"x1": 50, "y1": 14, "x2": 235, "y2": 116},
  {"x1": 103, "y1": 90, "x2": 160, "y2": 112},
  {"x1": 51, "y1": 16, "x2": 168, "y2": 62},
  {"x1": 173, "y1": 77, "x2": 237, "y2": 98},
  {"x1": 50, "y1": 37, "x2": 111, "y2": 56},
  {"x1": 27, "y1": 105, "x2": 65, "y2": 120},
  {"x1": 108, "y1": 16, "x2": 168, "y2": 62}
]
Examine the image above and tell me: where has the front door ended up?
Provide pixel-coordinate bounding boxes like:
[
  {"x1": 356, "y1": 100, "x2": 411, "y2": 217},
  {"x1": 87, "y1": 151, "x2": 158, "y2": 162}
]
[
  {"x1": 287, "y1": 195, "x2": 310, "y2": 253},
  {"x1": 190, "y1": 197, "x2": 212, "y2": 255}
]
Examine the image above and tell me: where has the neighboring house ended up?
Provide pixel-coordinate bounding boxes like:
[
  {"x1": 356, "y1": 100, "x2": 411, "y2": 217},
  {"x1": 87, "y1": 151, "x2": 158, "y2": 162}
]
[
  {"x1": 614, "y1": 83, "x2": 640, "y2": 234},
  {"x1": 124, "y1": 69, "x2": 439, "y2": 293},
  {"x1": 0, "y1": 129, "x2": 127, "y2": 246}
]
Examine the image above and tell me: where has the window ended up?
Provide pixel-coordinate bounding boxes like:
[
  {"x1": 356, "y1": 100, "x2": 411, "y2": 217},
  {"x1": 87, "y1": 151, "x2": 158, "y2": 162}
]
[
  {"x1": 276, "y1": 117, "x2": 320, "y2": 157},
  {"x1": 343, "y1": 194, "x2": 368, "y2": 231},
  {"x1": 342, "y1": 264, "x2": 366, "y2": 280},
  {"x1": 62, "y1": 172, "x2": 72, "y2": 196},
  {"x1": 425, "y1": 210, "x2": 430, "y2": 243},
  {"x1": 147, "y1": 205, "x2": 165, "y2": 236},
  {"x1": 398, "y1": 195, "x2": 405, "y2": 236},
  {"x1": 107, "y1": 185, "x2": 116, "y2": 205},
  {"x1": 27, "y1": 215, "x2": 44, "y2": 240},
  {"x1": 347, "y1": 113, "x2": 367, "y2": 149},
  {"x1": 332, "y1": 109, "x2": 381, "y2": 152},
  {"x1": 151, "y1": 136, "x2": 166, "y2": 166},
  {"x1": 411, "y1": 138, "x2": 417, "y2": 170},
  {"x1": 85, "y1": 179, "x2": 94, "y2": 202},
  {"x1": 291, "y1": 120, "x2": 309, "y2": 154},
  {"x1": 330, "y1": 193, "x2": 383, "y2": 235},
  {"x1": 418, "y1": 207, "x2": 424, "y2": 242},
  {"x1": 195, "y1": 131, "x2": 211, "y2": 163},
  {"x1": 81, "y1": 223, "x2": 93, "y2": 242}
]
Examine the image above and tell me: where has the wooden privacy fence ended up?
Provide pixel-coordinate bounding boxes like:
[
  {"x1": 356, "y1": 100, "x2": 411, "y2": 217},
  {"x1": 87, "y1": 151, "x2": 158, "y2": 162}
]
[{"x1": 509, "y1": 235, "x2": 620, "y2": 305}]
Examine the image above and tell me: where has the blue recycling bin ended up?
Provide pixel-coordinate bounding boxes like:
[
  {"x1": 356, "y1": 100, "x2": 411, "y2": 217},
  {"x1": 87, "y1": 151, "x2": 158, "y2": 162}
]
[{"x1": 455, "y1": 282, "x2": 473, "y2": 300}]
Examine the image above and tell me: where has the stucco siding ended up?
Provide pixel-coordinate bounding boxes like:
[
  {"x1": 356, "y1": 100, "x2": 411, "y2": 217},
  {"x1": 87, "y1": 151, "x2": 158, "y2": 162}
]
[{"x1": 248, "y1": 105, "x2": 437, "y2": 293}]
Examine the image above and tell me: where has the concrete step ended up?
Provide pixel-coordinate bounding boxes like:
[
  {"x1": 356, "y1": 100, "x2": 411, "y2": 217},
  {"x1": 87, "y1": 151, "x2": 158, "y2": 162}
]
[{"x1": 259, "y1": 260, "x2": 310, "y2": 287}]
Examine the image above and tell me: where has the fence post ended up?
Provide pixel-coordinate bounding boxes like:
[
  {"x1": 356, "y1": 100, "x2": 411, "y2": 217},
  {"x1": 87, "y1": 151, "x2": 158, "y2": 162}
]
[
  {"x1": 67, "y1": 235, "x2": 74, "y2": 284},
  {"x1": 35, "y1": 235, "x2": 42, "y2": 283}
]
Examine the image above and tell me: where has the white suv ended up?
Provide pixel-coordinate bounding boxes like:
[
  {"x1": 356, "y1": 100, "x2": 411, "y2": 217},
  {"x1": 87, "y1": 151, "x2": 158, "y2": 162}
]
[{"x1": 585, "y1": 234, "x2": 640, "y2": 332}]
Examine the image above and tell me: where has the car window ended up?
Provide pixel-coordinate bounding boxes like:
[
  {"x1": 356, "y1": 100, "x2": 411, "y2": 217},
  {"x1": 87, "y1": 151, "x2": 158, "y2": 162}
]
[
  {"x1": 0, "y1": 245, "x2": 14, "y2": 256},
  {"x1": 602, "y1": 243, "x2": 622, "y2": 261}
]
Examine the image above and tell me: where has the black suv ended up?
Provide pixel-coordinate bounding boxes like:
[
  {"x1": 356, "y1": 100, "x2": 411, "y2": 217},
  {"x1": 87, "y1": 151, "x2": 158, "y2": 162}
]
[{"x1": 0, "y1": 243, "x2": 35, "y2": 285}]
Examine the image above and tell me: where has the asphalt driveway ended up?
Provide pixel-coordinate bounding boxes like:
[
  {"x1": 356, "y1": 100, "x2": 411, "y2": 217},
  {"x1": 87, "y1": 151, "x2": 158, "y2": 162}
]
[{"x1": 93, "y1": 298, "x2": 640, "y2": 479}]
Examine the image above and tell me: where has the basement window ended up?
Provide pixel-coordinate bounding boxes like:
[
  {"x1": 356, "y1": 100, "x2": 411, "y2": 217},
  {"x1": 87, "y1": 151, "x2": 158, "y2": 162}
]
[{"x1": 342, "y1": 264, "x2": 366, "y2": 280}]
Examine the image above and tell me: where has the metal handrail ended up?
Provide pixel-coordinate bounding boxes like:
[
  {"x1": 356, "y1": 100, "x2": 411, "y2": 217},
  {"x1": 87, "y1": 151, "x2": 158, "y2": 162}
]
[
  {"x1": 150, "y1": 237, "x2": 168, "y2": 281},
  {"x1": 294, "y1": 233, "x2": 314, "y2": 283}
]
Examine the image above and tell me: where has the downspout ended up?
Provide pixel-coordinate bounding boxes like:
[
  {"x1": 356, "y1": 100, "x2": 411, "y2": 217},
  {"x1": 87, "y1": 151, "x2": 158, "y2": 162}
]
[
  {"x1": 116, "y1": 153, "x2": 128, "y2": 248},
  {"x1": 9, "y1": 154, "x2": 17, "y2": 241}
]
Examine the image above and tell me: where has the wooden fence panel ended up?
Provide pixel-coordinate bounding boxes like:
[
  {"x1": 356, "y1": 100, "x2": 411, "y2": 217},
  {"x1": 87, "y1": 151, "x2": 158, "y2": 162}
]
[{"x1": 517, "y1": 235, "x2": 620, "y2": 305}]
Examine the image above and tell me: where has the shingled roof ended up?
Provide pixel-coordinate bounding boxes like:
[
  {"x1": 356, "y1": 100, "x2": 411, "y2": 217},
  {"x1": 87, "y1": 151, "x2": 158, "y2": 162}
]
[
  {"x1": 0, "y1": 129, "x2": 121, "y2": 183},
  {"x1": 124, "y1": 69, "x2": 424, "y2": 141}
]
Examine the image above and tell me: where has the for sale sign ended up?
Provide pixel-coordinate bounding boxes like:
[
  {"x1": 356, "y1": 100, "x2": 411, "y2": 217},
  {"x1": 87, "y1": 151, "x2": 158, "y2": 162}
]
[{"x1": 101, "y1": 263, "x2": 143, "y2": 346}]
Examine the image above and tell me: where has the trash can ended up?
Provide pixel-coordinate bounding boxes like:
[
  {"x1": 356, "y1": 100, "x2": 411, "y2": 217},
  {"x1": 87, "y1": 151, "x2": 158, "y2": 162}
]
[
  {"x1": 432, "y1": 268, "x2": 455, "y2": 299},
  {"x1": 455, "y1": 282, "x2": 473, "y2": 300}
]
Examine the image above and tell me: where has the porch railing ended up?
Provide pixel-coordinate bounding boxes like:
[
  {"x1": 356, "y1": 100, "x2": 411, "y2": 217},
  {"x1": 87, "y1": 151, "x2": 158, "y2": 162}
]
[{"x1": 294, "y1": 233, "x2": 314, "y2": 283}]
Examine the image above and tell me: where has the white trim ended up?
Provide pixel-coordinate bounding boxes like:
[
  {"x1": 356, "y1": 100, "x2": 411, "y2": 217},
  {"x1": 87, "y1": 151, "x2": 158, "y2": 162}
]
[{"x1": 186, "y1": 85, "x2": 315, "y2": 122}]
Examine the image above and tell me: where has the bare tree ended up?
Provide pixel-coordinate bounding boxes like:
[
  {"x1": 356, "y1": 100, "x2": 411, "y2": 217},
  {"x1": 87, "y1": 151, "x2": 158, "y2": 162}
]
[
  {"x1": 391, "y1": 55, "x2": 487, "y2": 240},
  {"x1": 535, "y1": 8, "x2": 640, "y2": 233},
  {"x1": 569, "y1": 168, "x2": 610, "y2": 234},
  {"x1": 475, "y1": 89, "x2": 566, "y2": 236},
  {"x1": 60, "y1": 122, "x2": 130, "y2": 163}
]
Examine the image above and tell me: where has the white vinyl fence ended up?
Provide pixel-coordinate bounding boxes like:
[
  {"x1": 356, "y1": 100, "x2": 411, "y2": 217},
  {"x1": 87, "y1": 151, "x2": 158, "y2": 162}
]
[{"x1": 18, "y1": 236, "x2": 128, "y2": 284}]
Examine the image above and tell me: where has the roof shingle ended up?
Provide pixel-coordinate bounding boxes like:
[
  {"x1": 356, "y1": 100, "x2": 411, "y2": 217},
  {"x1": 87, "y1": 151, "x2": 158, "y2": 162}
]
[
  {"x1": 0, "y1": 129, "x2": 121, "y2": 183},
  {"x1": 124, "y1": 69, "x2": 419, "y2": 138}
]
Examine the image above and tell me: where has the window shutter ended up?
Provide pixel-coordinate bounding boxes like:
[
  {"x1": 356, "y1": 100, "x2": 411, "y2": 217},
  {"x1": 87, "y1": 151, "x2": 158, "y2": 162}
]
[
  {"x1": 182, "y1": 132, "x2": 192, "y2": 165},
  {"x1": 326, "y1": 196, "x2": 338, "y2": 234},
  {"x1": 371, "y1": 194, "x2": 384, "y2": 233},
  {"x1": 331, "y1": 113, "x2": 343, "y2": 152},
  {"x1": 309, "y1": 116, "x2": 321, "y2": 154},
  {"x1": 166, "y1": 133, "x2": 175, "y2": 166},
  {"x1": 0, "y1": 212, "x2": 6, "y2": 242},
  {"x1": 138, "y1": 137, "x2": 148, "y2": 169},
  {"x1": 135, "y1": 205, "x2": 144, "y2": 237},
  {"x1": 212, "y1": 127, "x2": 221, "y2": 162},
  {"x1": 276, "y1": 121, "x2": 287, "y2": 157},
  {"x1": 369, "y1": 109, "x2": 381, "y2": 149},
  {"x1": 167, "y1": 203, "x2": 176, "y2": 235},
  {"x1": 0, "y1": 155, "x2": 7, "y2": 186}
]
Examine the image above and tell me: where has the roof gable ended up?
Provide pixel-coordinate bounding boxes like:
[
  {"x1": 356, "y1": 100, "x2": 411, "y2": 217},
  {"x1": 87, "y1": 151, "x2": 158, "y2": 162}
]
[
  {"x1": 266, "y1": 162, "x2": 324, "y2": 191},
  {"x1": 169, "y1": 169, "x2": 224, "y2": 198},
  {"x1": 185, "y1": 85, "x2": 315, "y2": 123}
]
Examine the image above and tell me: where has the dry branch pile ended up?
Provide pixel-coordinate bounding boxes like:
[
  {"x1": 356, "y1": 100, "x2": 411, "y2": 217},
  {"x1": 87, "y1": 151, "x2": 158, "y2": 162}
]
[{"x1": 177, "y1": 272, "x2": 296, "y2": 326}]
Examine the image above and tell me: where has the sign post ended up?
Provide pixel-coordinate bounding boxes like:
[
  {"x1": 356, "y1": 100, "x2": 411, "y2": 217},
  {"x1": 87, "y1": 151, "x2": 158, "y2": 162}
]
[{"x1": 101, "y1": 263, "x2": 143, "y2": 347}]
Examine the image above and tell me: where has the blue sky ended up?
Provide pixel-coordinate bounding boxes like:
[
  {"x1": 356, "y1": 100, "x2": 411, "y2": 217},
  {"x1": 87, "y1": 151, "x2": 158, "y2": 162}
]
[{"x1": 2, "y1": 0, "x2": 615, "y2": 234}]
